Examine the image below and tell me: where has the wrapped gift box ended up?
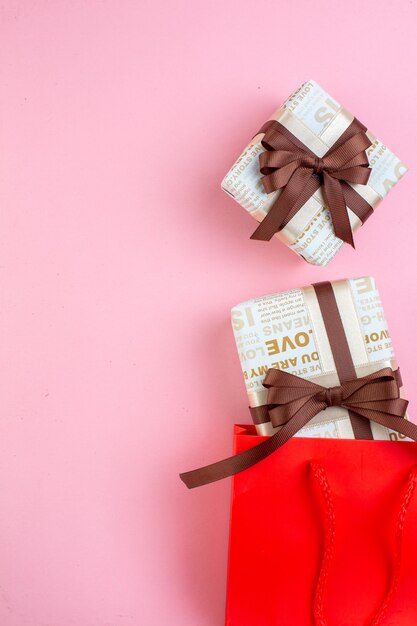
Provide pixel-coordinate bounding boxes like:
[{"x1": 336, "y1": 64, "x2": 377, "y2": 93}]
[
  {"x1": 222, "y1": 80, "x2": 407, "y2": 266},
  {"x1": 231, "y1": 276, "x2": 407, "y2": 440},
  {"x1": 180, "y1": 276, "x2": 416, "y2": 490}
]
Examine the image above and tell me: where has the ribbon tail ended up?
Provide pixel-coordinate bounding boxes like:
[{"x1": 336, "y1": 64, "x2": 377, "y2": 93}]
[
  {"x1": 180, "y1": 397, "x2": 324, "y2": 489},
  {"x1": 340, "y1": 181, "x2": 374, "y2": 225},
  {"x1": 322, "y1": 172, "x2": 355, "y2": 248},
  {"x1": 349, "y1": 409, "x2": 417, "y2": 442},
  {"x1": 251, "y1": 167, "x2": 315, "y2": 241}
]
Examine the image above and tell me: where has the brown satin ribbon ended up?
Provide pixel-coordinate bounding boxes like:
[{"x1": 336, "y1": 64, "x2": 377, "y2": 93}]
[
  {"x1": 180, "y1": 282, "x2": 414, "y2": 489},
  {"x1": 315, "y1": 281, "x2": 373, "y2": 439},
  {"x1": 250, "y1": 119, "x2": 374, "y2": 247},
  {"x1": 180, "y1": 366, "x2": 414, "y2": 489},
  {"x1": 252, "y1": 281, "x2": 373, "y2": 439}
]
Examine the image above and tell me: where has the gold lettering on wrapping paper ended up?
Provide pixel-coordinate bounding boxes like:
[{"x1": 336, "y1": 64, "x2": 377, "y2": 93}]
[
  {"x1": 243, "y1": 364, "x2": 275, "y2": 380},
  {"x1": 243, "y1": 360, "x2": 312, "y2": 379},
  {"x1": 227, "y1": 157, "x2": 252, "y2": 180},
  {"x1": 389, "y1": 431, "x2": 408, "y2": 441},
  {"x1": 244, "y1": 365, "x2": 270, "y2": 380},
  {"x1": 352, "y1": 276, "x2": 374, "y2": 294},
  {"x1": 239, "y1": 346, "x2": 266, "y2": 363},
  {"x1": 263, "y1": 317, "x2": 310, "y2": 335},
  {"x1": 232, "y1": 307, "x2": 255, "y2": 331},
  {"x1": 364, "y1": 329, "x2": 391, "y2": 354},
  {"x1": 285, "y1": 81, "x2": 314, "y2": 111},
  {"x1": 382, "y1": 161, "x2": 407, "y2": 194},
  {"x1": 265, "y1": 330, "x2": 312, "y2": 356},
  {"x1": 245, "y1": 380, "x2": 263, "y2": 390},
  {"x1": 367, "y1": 140, "x2": 386, "y2": 166},
  {"x1": 301, "y1": 209, "x2": 324, "y2": 235},
  {"x1": 275, "y1": 358, "x2": 298, "y2": 370},
  {"x1": 367, "y1": 140, "x2": 407, "y2": 193},
  {"x1": 293, "y1": 207, "x2": 330, "y2": 250},
  {"x1": 237, "y1": 333, "x2": 260, "y2": 348},
  {"x1": 364, "y1": 330, "x2": 390, "y2": 343},
  {"x1": 361, "y1": 312, "x2": 385, "y2": 325},
  {"x1": 251, "y1": 145, "x2": 263, "y2": 157},
  {"x1": 224, "y1": 145, "x2": 264, "y2": 187},
  {"x1": 296, "y1": 229, "x2": 320, "y2": 250},
  {"x1": 301, "y1": 351, "x2": 319, "y2": 364},
  {"x1": 317, "y1": 214, "x2": 331, "y2": 229},
  {"x1": 310, "y1": 364, "x2": 321, "y2": 373},
  {"x1": 314, "y1": 97, "x2": 339, "y2": 125}
]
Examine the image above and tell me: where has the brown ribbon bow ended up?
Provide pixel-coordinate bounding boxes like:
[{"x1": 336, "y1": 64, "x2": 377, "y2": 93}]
[
  {"x1": 250, "y1": 119, "x2": 373, "y2": 247},
  {"x1": 255, "y1": 367, "x2": 408, "y2": 431},
  {"x1": 180, "y1": 367, "x2": 416, "y2": 489}
]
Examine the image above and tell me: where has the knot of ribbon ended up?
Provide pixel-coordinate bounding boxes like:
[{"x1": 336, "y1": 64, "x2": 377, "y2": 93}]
[
  {"x1": 313, "y1": 156, "x2": 325, "y2": 175},
  {"x1": 261, "y1": 367, "x2": 408, "y2": 430},
  {"x1": 250, "y1": 119, "x2": 373, "y2": 247},
  {"x1": 320, "y1": 385, "x2": 343, "y2": 408}
]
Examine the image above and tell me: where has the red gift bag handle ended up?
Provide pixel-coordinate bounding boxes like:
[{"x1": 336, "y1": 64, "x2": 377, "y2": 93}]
[
  {"x1": 310, "y1": 462, "x2": 336, "y2": 626},
  {"x1": 310, "y1": 462, "x2": 417, "y2": 626}
]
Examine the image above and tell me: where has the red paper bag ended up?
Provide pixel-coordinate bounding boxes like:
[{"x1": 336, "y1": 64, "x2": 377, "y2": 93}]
[{"x1": 226, "y1": 425, "x2": 417, "y2": 626}]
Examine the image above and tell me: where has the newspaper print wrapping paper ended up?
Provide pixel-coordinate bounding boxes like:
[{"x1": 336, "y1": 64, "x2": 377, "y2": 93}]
[
  {"x1": 231, "y1": 276, "x2": 408, "y2": 440},
  {"x1": 222, "y1": 80, "x2": 407, "y2": 266}
]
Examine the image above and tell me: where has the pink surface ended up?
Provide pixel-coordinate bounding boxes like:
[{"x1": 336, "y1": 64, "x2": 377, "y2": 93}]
[{"x1": 0, "y1": 1, "x2": 416, "y2": 625}]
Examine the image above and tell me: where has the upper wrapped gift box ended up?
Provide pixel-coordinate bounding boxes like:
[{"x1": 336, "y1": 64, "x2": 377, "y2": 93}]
[{"x1": 221, "y1": 80, "x2": 407, "y2": 266}]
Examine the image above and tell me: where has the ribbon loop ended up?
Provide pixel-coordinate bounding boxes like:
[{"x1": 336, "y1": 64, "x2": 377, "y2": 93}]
[{"x1": 251, "y1": 119, "x2": 372, "y2": 246}]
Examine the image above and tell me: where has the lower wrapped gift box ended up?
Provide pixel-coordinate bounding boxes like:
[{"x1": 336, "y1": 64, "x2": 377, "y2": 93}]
[
  {"x1": 225, "y1": 425, "x2": 417, "y2": 626},
  {"x1": 231, "y1": 276, "x2": 408, "y2": 441}
]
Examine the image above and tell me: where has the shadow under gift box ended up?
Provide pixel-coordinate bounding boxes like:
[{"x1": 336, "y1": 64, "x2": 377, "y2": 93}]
[
  {"x1": 221, "y1": 80, "x2": 407, "y2": 266},
  {"x1": 231, "y1": 276, "x2": 409, "y2": 441},
  {"x1": 225, "y1": 426, "x2": 417, "y2": 625}
]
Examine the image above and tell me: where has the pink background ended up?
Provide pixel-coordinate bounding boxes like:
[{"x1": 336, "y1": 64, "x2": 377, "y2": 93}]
[{"x1": 1, "y1": 1, "x2": 417, "y2": 624}]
